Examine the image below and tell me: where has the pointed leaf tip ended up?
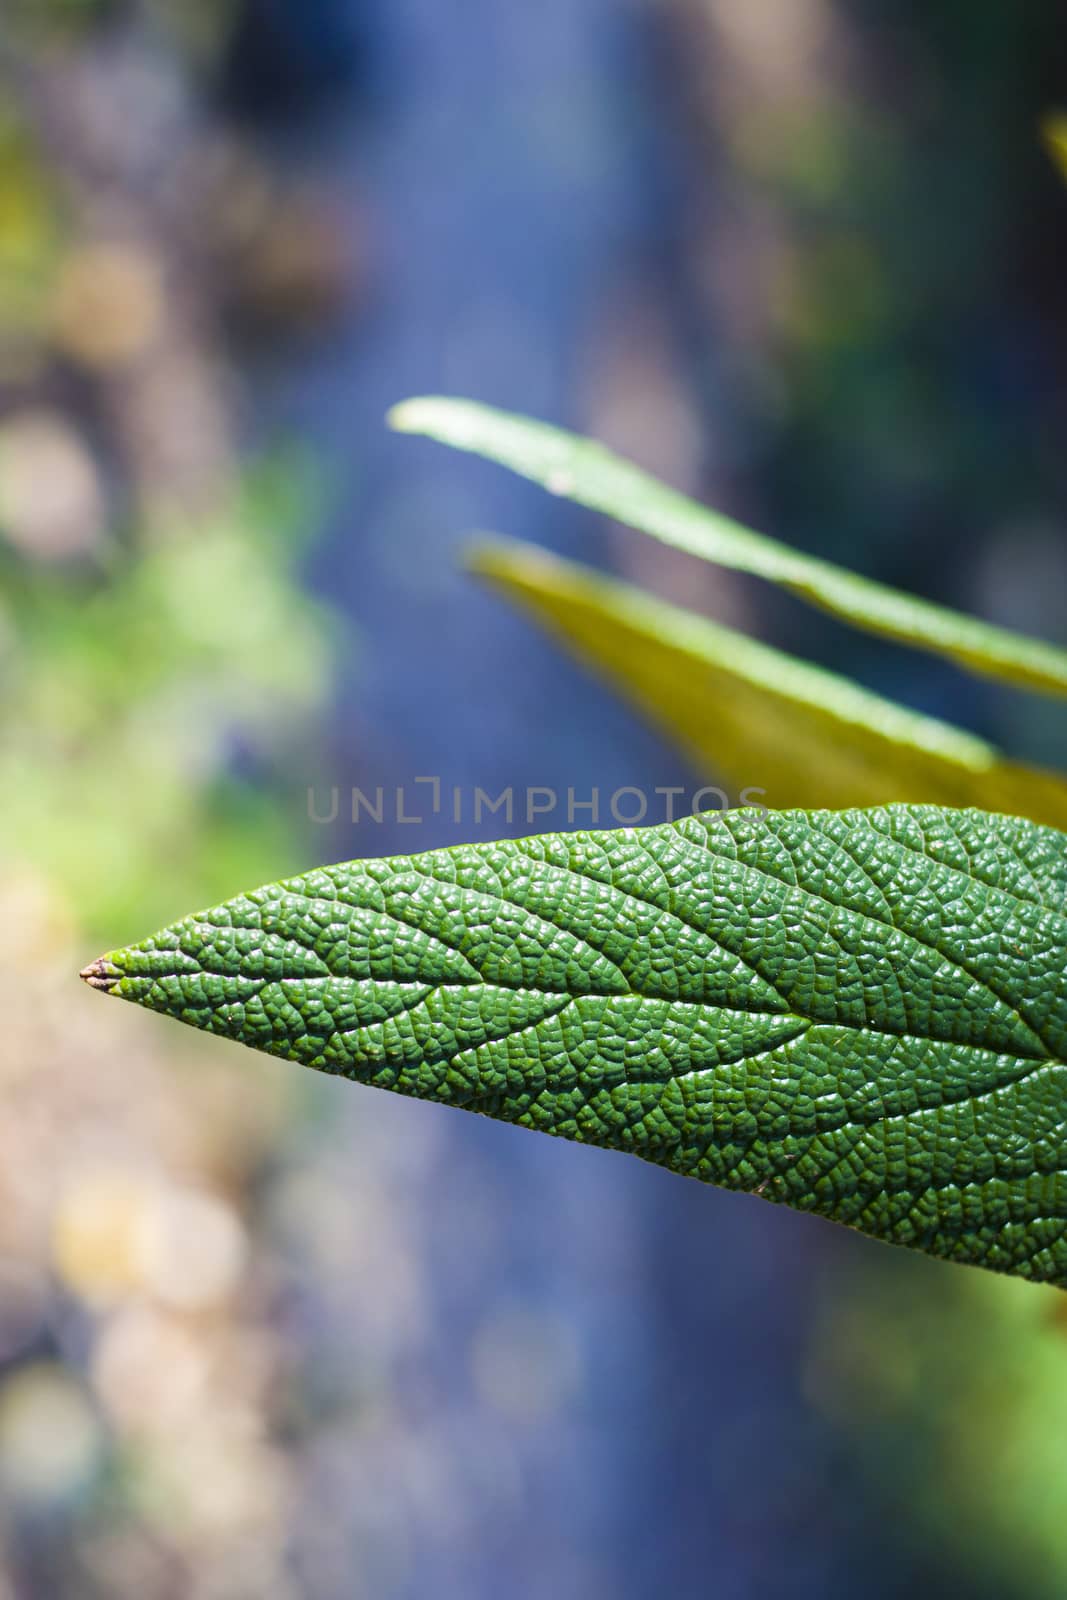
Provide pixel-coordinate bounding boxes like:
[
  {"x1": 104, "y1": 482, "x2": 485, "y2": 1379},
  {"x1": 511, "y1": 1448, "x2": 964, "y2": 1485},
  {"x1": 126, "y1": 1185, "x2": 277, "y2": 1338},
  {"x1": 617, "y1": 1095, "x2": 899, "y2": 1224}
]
[
  {"x1": 79, "y1": 958, "x2": 120, "y2": 994},
  {"x1": 386, "y1": 399, "x2": 426, "y2": 433}
]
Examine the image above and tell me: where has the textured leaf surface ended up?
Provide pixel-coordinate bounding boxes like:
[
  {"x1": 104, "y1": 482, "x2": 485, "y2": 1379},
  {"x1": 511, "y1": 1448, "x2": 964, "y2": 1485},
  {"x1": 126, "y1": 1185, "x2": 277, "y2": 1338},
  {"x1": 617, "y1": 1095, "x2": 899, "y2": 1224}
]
[
  {"x1": 390, "y1": 396, "x2": 1067, "y2": 698},
  {"x1": 85, "y1": 804, "x2": 1067, "y2": 1286},
  {"x1": 469, "y1": 537, "x2": 1067, "y2": 827}
]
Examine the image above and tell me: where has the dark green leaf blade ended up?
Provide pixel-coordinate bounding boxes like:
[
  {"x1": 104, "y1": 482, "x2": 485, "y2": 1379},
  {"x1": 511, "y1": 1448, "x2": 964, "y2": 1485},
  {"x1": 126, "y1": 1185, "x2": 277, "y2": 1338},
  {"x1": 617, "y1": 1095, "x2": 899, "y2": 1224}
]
[{"x1": 84, "y1": 804, "x2": 1067, "y2": 1286}]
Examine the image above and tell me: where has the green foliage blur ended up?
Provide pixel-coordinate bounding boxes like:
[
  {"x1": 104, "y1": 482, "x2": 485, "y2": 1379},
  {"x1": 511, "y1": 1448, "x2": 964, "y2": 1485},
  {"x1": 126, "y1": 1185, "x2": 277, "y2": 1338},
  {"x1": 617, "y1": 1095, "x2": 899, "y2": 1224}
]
[{"x1": 0, "y1": 470, "x2": 333, "y2": 939}]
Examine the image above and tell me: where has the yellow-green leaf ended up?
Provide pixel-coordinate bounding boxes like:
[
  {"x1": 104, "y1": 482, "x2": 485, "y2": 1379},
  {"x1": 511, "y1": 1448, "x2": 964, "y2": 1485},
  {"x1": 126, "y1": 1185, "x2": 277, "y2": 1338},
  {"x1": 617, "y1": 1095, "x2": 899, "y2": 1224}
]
[{"x1": 468, "y1": 536, "x2": 1067, "y2": 826}]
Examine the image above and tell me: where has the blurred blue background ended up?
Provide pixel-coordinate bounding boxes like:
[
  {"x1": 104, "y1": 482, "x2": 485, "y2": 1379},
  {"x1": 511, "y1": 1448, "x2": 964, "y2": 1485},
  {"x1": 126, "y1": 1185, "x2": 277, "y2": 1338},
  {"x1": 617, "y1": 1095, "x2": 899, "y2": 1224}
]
[{"x1": 3, "y1": 2, "x2": 1067, "y2": 1597}]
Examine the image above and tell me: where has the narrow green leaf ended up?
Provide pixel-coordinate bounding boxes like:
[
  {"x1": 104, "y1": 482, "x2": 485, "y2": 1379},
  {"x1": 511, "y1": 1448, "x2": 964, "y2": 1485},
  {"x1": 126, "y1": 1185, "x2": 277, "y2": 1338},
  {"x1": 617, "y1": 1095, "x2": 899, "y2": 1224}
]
[
  {"x1": 84, "y1": 803, "x2": 1067, "y2": 1287},
  {"x1": 389, "y1": 396, "x2": 1067, "y2": 699},
  {"x1": 467, "y1": 536, "x2": 1067, "y2": 828}
]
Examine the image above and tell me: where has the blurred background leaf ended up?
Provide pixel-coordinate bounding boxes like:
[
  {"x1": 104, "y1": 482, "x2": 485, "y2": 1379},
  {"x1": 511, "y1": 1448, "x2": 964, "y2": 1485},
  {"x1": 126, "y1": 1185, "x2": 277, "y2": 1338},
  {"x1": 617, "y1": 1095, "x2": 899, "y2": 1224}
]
[
  {"x1": 468, "y1": 535, "x2": 1067, "y2": 823},
  {"x1": 394, "y1": 396, "x2": 1067, "y2": 697}
]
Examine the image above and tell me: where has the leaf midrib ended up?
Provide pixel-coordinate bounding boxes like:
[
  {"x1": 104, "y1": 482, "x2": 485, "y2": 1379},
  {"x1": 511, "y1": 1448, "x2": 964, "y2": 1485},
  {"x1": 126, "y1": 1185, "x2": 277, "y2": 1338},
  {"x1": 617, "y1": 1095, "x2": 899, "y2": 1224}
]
[{"x1": 170, "y1": 871, "x2": 1058, "y2": 1069}]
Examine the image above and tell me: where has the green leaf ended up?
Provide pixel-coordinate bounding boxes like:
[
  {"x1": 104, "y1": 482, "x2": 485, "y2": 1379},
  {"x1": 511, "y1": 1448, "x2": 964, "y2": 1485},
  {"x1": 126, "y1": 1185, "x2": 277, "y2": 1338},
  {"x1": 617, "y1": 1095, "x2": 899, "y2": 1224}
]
[
  {"x1": 389, "y1": 396, "x2": 1067, "y2": 699},
  {"x1": 467, "y1": 536, "x2": 1067, "y2": 828},
  {"x1": 83, "y1": 803, "x2": 1067, "y2": 1287}
]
